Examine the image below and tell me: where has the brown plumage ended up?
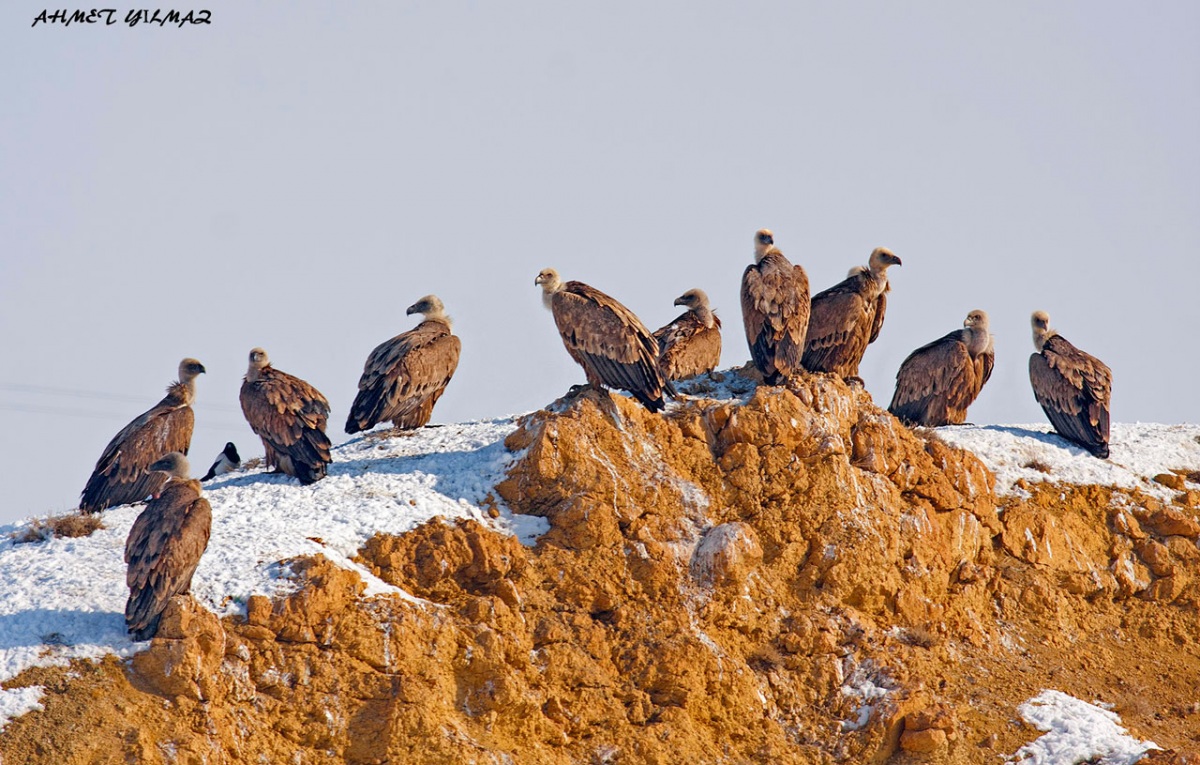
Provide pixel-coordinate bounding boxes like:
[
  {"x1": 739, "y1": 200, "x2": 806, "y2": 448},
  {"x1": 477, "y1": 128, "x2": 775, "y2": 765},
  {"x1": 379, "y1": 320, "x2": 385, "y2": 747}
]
[
  {"x1": 741, "y1": 229, "x2": 810, "y2": 385},
  {"x1": 535, "y1": 268, "x2": 674, "y2": 412},
  {"x1": 653, "y1": 288, "x2": 723, "y2": 381},
  {"x1": 1029, "y1": 311, "x2": 1112, "y2": 458},
  {"x1": 240, "y1": 348, "x2": 332, "y2": 485},
  {"x1": 125, "y1": 453, "x2": 212, "y2": 641},
  {"x1": 346, "y1": 295, "x2": 461, "y2": 434},
  {"x1": 79, "y1": 358, "x2": 205, "y2": 514},
  {"x1": 889, "y1": 310, "x2": 994, "y2": 427},
  {"x1": 802, "y1": 247, "x2": 902, "y2": 378}
]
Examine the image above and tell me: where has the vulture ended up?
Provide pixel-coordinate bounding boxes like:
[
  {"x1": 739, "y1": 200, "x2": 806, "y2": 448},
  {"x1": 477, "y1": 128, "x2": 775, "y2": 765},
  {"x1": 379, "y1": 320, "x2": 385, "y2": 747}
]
[
  {"x1": 345, "y1": 295, "x2": 461, "y2": 434},
  {"x1": 79, "y1": 358, "x2": 206, "y2": 514},
  {"x1": 888, "y1": 310, "x2": 994, "y2": 427},
  {"x1": 1029, "y1": 311, "x2": 1112, "y2": 458},
  {"x1": 535, "y1": 268, "x2": 674, "y2": 413},
  {"x1": 802, "y1": 247, "x2": 902, "y2": 379},
  {"x1": 652, "y1": 288, "x2": 723, "y2": 381},
  {"x1": 201, "y1": 442, "x2": 241, "y2": 481},
  {"x1": 741, "y1": 228, "x2": 810, "y2": 385},
  {"x1": 125, "y1": 453, "x2": 212, "y2": 641},
  {"x1": 239, "y1": 348, "x2": 332, "y2": 485}
]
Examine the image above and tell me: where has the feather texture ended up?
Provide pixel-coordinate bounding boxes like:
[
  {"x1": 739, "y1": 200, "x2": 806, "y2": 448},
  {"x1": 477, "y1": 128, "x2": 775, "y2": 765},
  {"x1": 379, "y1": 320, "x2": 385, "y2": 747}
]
[
  {"x1": 124, "y1": 472, "x2": 211, "y2": 640},
  {"x1": 741, "y1": 248, "x2": 809, "y2": 385},
  {"x1": 889, "y1": 312, "x2": 993, "y2": 427},
  {"x1": 1030, "y1": 333, "x2": 1111, "y2": 457},
  {"x1": 240, "y1": 350, "x2": 332, "y2": 484},
  {"x1": 346, "y1": 318, "x2": 461, "y2": 433}
]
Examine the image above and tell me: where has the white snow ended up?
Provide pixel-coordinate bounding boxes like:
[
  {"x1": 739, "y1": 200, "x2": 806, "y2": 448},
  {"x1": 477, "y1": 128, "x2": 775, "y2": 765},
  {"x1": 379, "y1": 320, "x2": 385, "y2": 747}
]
[
  {"x1": 0, "y1": 417, "x2": 546, "y2": 730},
  {"x1": 934, "y1": 423, "x2": 1200, "y2": 498},
  {"x1": 1007, "y1": 689, "x2": 1159, "y2": 765}
]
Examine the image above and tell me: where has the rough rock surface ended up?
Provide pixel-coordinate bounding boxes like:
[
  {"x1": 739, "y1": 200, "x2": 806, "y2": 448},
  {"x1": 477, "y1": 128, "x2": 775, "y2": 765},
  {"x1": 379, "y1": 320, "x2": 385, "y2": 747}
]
[{"x1": 2, "y1": 371, "x2": 1199, "y2": 763}]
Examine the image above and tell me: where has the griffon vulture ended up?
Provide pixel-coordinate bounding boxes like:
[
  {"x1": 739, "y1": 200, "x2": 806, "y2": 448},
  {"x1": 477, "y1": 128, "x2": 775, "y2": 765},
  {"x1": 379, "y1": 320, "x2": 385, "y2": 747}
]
[
  {"x1": 802, "y1": 247, "x2": 902, "y2": 379},
  {"x1": 889, "y1": 310, "x2": 994, "y2": 427},
  {"x1": 653, "y1": 288, "x2": 722, "y2": 381},
  {"x1": 125, "y1": 452, "x2": 212, "y2": 641},
  {"x1": 79, "y1": 358, "x2": 206, "y2": 514},
  {"x1": 741, "y1": 229, "x2": 810, "y2": 385},
  {"x1": 1029, "y1": 311, "x2": 1112, "y2": 458},
  {"x1": 240, "y1": 348, "x2": 332, "y2": 485},
  {"x1": 535, "y1": 268, "x2": 674, "y2": 412},
  {"x1": 201, "y1": 442, "x2": 241, "y2": 481},
  {"x1": 346, "y1": 295, "x2": 461, "y2": 434}
]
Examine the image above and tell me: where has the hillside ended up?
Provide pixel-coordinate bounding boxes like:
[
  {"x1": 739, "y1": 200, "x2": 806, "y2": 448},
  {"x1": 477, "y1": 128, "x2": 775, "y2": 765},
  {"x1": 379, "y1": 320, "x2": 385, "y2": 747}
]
[{"x1": 1, "y1": 368, "x2": 1199, "y2": 764}]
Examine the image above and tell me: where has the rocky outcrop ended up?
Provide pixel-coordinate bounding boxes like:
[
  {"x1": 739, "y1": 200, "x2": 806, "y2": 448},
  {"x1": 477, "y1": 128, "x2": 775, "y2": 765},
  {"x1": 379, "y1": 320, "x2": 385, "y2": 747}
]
[{"x1": 2, "y1": 371, "x2": 1198, "y2": 763}]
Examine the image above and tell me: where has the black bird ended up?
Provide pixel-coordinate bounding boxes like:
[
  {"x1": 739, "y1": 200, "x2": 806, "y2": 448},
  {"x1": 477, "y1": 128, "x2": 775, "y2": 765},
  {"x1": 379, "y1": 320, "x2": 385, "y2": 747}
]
[{"x1": 201, "y1": 442, "x2": 241, "y2": 481}]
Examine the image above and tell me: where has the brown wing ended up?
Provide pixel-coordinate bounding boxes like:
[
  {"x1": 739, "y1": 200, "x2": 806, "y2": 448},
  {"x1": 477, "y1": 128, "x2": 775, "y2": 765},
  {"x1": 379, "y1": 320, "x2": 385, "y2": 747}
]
[
  {"x1": 888, "y1": 330, "x2": 981, "y2": 426},
  {"x1": 125, "y1": 479, "x2": 212, "y2": 640},
  {"x1": 241, "y1": 367, "x2": 332, "y2": 484},
  {"x1": 654, "y1": 312, "x2": 722, "y2": 381},
  {"x1": 976, "y1": 336, "x2": 995, "y2": 389},
  {"x1": 1029, "y1": 334, "x2": 1111, "y2": 457},
  {"x1": 346, "y1": 322, "x2": 461, "y2": 432},
  {"x1": 553, "y1": 281, "x2": 671, "y2": 412},
  {"x1": 740, "y1": 252, "x2": 809, "y2": 384},
  {"x1": 80, "y1": 387, "x2": 195, "y2": 513},
  {"x1": 801, "y1": 274, "x2": 872, "y2": 376},
  {"x1": 868, "y1": 289, "x2": 888, "y2": 344}
]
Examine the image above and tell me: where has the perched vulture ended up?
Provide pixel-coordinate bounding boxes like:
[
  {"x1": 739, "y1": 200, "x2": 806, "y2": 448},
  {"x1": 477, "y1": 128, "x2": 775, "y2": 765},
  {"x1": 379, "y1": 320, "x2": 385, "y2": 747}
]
[
  {"x1": 888, "y1": 310, "x2": 994, "y2": 427},
  {"x1": 201, "y1": 442, "x2": 241, "y2": 481},
  {"x1": 79, "y1": 358, "x2": 206, "y2": 514},
  {"x1": 535, "y1": 268, "x2": 674, "y2": 412},
  {"x1": 741, "y1": 228, "x2": 810, "y2": 385},
  {"x1": 802, "y1": 247, "x2": 902, "y2": 379},
  {"x1": 239, "y1": 348, "x2": 332, "y2": 485},
  {"x1": 345, "y1": 295, "x2": 461, "y2": 434},
  {"x1": 1029, "y1": 311, "x2": 1112, "y2": 458},
  {"x1": 125, "y1": 453, "x2": 212, "y2": 641},
  {"x1": 652, "y1": 288, "x2": 722, "y2": 381}
]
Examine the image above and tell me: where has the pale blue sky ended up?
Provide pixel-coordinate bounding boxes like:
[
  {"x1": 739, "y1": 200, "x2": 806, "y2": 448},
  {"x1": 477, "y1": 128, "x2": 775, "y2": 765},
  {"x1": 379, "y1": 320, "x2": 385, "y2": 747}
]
[{"x1": 2, "y1": 2, "x2": 1197, "y2": 523}]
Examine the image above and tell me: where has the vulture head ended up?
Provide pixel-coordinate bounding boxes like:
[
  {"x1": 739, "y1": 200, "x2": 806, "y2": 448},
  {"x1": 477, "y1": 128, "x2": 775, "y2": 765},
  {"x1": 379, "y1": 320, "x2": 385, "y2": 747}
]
[
  {"x1": 407, "y1": 294, "x2": 448, "y2": 322},
  {"x1": 868, "y1": 247, "x2": 902, "y2": 273},
  {"x1": 535, "y1": 268, "x2": 563, "y2": 309},
  {"x1": 673, "y1": 288, "x2": 711, "y2": 311},
  {"x1": 964, "y1": 310, "x2": 990, "y2": 331},
  {"x1": 178, "y1": 358, "x2": 206, "y2": 383},
  {"x1": 753, "y1": 229, "x2": 775, "y2": 261},
  {"x1": 149, "y1": 452, "x2": 190, "y2": 480},
  {"x1": 963, "y1": 310, "x2": 992, "y2": 355},
  {"x1": 245, "y1": 348, "x2": 270, "y2": 380},
  {"x1": 1031, "y1": 310, "x2": 1054, "y2": 351}
]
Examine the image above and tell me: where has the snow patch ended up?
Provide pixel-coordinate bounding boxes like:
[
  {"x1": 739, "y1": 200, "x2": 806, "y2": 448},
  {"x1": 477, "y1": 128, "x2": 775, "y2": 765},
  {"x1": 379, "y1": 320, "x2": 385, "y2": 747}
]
[
  {"x1": 1006, "y1": 689, "x2": 1159, "y2": 765},
  {"x1": 935, "y1": 423, "x2": 1200, "y2": 498},
  {"x1": 0, "y1": 417, "x2": 540, "y2": 730}
]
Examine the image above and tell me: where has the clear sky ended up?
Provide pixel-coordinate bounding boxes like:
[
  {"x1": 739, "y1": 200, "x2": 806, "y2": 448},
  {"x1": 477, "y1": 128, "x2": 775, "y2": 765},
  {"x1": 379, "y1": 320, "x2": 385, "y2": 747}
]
[{"x1": 2, "y1": 2, "x2": 1197, "y2": 524}]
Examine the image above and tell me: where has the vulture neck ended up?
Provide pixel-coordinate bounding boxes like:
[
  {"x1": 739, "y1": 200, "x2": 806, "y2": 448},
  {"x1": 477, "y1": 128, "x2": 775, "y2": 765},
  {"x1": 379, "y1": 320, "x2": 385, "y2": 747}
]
[
  {"x1": 245, "y1": 365, "x2": 269, "y2": 383},
  {"x1": 692, "y1": 305, "x2": 715, "y2": 329},
  {"x1": 539, "y1": 282, "x2": 561, "y2": 310},
  {"x1": 965, "y1": 327, "x2": 991, "y2": 357},
  {"x1": 1032, "y1": 328, "x2": 1056, "y2": 352},
  {"x1": 420, "y1": 310, "x2": 451, "y2": 328},
  {"x1": 170, "y1": 375, "x2": 198, "y2": 405}
]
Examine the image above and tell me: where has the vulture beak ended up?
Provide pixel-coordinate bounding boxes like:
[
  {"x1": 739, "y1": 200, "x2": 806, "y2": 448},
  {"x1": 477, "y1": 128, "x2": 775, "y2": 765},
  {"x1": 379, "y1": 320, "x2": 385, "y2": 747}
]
[
  {"x1": 890, "y1": 255, "x2": 903, "y2": 266},
  {"x1": 534, "y1": 275, "x2": 543, "y2": 286},
  {"x1": 673, "y1": 296, "x2": 686, "y2": 307},
  {"x1": 198, "y1": 364, "x2": 207, "y2": 374},
  {"x1": 405, "y1": 304, "x2": 417, "y2": 316}
]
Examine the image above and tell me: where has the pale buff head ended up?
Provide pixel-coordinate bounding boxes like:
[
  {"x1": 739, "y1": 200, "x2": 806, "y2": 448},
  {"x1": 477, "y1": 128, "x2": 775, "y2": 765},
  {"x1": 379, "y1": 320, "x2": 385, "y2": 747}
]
[
  {"x1": 674, "y1": 288, "x2": 714, "y2": 327},
  {"x1": 1031, "y1": 310, "x2": 1055, "y2": 351},
  {"x1": 963, "y1": 309, "x2": 992, "y2": 355},
  {"x1": 246, "y1": 347, "x2": 270, "y2": 381},
  {"x1": 673, "y1": 288, "x2": 710, "y2": 311},
  {"x1": 753, "y1": 228, "x2": 775, "y2": 262},
  {"x1": 149, "y1": 452, "x2": 190, "y2": 480},
  {"x1": 868, "y1": 247, "x2": 902, "y2": 274},
  {"x1": 535, "y1": 268, "x2": 562, "y2": 309},
  {"x1": 407, "y1": 294, "x2": 449, "y2": 324},
  {"x1": 177, "y1": 358, "x2": 206, "y2": 384}
]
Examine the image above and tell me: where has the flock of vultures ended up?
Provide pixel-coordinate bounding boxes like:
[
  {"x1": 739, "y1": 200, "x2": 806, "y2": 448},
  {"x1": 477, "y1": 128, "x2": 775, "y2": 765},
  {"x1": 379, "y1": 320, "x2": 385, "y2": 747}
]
[{"x1": 75, "y1": 229, "x2": 1113, "y2": 641}]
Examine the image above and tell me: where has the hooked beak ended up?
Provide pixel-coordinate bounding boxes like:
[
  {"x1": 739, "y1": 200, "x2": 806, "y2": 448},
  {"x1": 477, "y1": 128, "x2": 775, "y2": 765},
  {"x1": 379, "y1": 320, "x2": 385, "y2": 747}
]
[
  {"x1": 890, "y1": 255, "x2": 903, "y2": 266},
  {"x1": 405, "y1": 304, "x2": 417, "y2": 315},
  {"x1": 673, "y1": 296, "x2": 687, "y2": 307}
]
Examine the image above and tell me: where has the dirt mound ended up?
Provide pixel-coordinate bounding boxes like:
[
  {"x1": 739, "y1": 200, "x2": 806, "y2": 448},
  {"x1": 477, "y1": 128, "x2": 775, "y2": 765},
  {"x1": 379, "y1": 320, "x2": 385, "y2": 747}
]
[{"x1": 2, "y1": 372, "x2": 1198, "y2": 763}]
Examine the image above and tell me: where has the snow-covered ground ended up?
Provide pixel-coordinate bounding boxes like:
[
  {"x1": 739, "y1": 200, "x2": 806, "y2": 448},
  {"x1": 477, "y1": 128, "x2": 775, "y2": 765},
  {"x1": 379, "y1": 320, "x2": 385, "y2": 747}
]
[
  {"x1": 0, "y1": 417, "x2": 546, "y2": 730},
  {"x1": 935, "y1": 423, "x2": 1200, "y2": 498},
  {"x1": 1007, "y1": 690, "x2": 1159, "y2": 765}
]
